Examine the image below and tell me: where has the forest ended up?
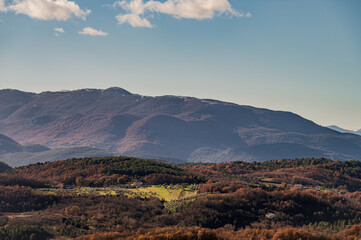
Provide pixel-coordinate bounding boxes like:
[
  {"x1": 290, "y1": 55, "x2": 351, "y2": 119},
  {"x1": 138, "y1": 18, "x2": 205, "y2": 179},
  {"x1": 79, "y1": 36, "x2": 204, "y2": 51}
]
[{"x1": 1, "y1": 157, "x2": 361, "y2": 239}]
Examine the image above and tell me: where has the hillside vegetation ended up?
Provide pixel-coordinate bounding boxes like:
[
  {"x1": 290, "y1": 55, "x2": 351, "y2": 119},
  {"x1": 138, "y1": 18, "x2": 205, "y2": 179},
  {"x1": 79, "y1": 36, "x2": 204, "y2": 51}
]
[
  {"x1": 185, "y1": 158, "x2": 361, "y2": 192},
  {"x1": 12, "y1": 156, "x2": 205, "y2": 187},
  {"x1": 1, "y1": 157, "x2": 361, "y2": 239}
]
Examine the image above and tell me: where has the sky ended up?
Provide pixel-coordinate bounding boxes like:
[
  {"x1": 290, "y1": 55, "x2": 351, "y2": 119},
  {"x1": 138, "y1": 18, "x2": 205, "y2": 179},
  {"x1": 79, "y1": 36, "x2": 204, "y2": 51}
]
[{"x1": 0, "y1": 0, "x2": 360, "y2": 130}]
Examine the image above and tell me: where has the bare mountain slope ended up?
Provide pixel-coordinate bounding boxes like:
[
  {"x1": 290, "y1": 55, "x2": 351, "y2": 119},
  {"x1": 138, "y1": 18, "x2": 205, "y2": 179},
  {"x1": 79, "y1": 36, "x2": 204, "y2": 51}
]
[{"x1": 1, "y1": 88, "x2": 361, "y2": 162}]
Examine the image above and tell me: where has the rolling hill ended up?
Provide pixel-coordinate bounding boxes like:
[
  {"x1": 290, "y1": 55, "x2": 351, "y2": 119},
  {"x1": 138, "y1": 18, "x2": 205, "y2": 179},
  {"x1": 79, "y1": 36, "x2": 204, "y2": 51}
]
[
  {"x1": 1, "y1": 88, "x2": 361, "y2": 162},
  {"x1": 11, "y1": 156, "x2": 205, "y2": 187},
  {"x1": 0, "y1": 133, "x2": 112, "y2": 167}
]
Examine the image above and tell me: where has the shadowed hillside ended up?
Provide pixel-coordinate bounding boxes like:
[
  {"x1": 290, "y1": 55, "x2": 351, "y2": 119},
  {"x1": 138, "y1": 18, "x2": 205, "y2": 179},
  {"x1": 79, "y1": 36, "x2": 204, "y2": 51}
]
[
  {"x1": 0, "y1": 161, "x2": 11, "y2": 173},
  {"x1": 1, "y1": 88, "x2": 361, "y2": 162},
  {"x1": 0, "y1": 133, "x2": 113, "y2": 167}
]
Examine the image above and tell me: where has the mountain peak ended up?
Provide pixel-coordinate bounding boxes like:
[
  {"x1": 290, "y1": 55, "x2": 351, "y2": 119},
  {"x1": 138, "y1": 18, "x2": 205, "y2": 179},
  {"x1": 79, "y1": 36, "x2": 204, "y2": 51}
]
[{"x1": 102, "y1": 87, "x2": 132, "y2": 96}]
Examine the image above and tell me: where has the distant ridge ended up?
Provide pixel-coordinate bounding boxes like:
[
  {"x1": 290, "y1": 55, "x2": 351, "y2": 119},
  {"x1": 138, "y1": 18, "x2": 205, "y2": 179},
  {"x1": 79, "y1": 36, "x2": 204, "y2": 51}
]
[
  {"x1": 0, "y1": 87, "x2": 361, "y2": 163},
  {"x1": 327, "y1": 125, "x2": 361, "y2": 136}
]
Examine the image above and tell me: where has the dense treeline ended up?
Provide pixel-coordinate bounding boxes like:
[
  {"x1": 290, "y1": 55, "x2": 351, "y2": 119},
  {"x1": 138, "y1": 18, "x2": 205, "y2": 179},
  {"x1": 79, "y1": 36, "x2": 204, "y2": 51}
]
[
  {"x1": 0, "y1": 186, "x2": 58, "y2": 212},
  {"x1": 179, "y1": 187, "x2": 361, "y2": 229},
  {"x1": 323, "y1": 160, "x2": 361, "y2": 179},
  {"x1": 0, "y1": 174, "x2": 48, "y2": 188},
  {"x1": 102, "y1": 158, "x2": 186, "y2": 176},
  {"x1": 57, "y1": 195, "x2": 164, "y2": 237},
  {"x1": 185, "y1": 158, "x2": 361, "y2": 191},
  {"x1": 73, "y1": 225, "x2": 361, "y2": 240},
  {"x1": 2, "y1": 157, "x2": 361, "y2": 239},
  {"x1": 2, "y1": 186, "x2": 361, "y2": 238},
  {"x1": 0, "y1": 225, "x2": 52, "y2": 240},
  {"x1": 185, "y1": 158, "x2": 361, "y2": 176},
  {"x1": 10, "y1": 156, "x2": 205, "y2": 187},
  {"x1": 185, "y1": 158, "x2": 335, "y2": 175}
]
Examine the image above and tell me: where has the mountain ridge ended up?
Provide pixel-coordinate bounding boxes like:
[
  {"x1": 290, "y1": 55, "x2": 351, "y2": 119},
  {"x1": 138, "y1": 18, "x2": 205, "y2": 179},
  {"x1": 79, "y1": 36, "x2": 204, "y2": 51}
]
[
  {"x1": 328, "y1": 125, "x2": 361, "y2": 136},
  {"x1": 0, "y1": 87, "x2": 360, "y2": 163}
]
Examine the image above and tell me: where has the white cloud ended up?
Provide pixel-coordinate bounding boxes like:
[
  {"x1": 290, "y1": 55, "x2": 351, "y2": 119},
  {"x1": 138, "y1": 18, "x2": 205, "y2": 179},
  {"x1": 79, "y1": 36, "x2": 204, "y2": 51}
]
[
  {"x1": 6, "y1": 0, "x2": 90, "y2": 21},
  {"x1": 54, "y1": 27, "x2": 64, "y2": 32},
  {"x1": 0, "y1": 0, "x2": 7, "y2": 12},
  {"x1": 145, "y1": 0, "x2": 242, "y2": 19},
  {"x1": 78, "y1": 27, "x2": 108, "y2": 36},
  {"x1": 115, "y1": 0, "x2": 249, "y2": 28},
  {"x1": 116, "y1": 13, "x2": 152, "y2": 28}
]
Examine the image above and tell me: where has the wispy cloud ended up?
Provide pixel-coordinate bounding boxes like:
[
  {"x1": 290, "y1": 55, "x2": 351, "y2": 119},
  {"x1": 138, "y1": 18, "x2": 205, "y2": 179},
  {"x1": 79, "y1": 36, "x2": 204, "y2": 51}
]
[
  {"x1": 78, "y1": 27, "x2": 108, "y2": 36},
  {"x1": 0, "y1": 0, "x2": 7, "y2": 12},
  {"x1": 54, "y1": 27, "x2": 64, "y2": 33},
  {"x1": 114, "y1": 0, "x2": 250, "y2": 28},
  {"x1": 116, "y1": 13, "x2": 152, "y2": 28},
  {"x1": 4, "y1": 0, "x2": 90, "y2": 21},
  {"x1": 54, "y1": 27, "x2": 64, "y2": 36}
]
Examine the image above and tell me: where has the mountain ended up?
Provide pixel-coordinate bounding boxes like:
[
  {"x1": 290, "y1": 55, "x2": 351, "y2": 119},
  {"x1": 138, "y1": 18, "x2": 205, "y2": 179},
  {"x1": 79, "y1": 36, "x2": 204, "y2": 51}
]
[
  {"x1": 0, "y1": 146, "x2": 113, "y2": 167},
  {"x1": 0, "y1": 133, "x2": 112, "y2": 167},
  {"x1": 1, "y1": 88, "x2": 361, "y2": 162},
  {"x1": 327, "y1": 125, "x2": 361, "y2": 136},
  {"x1": 0, "y1": 161, "x2": 11, "y2": 173},
  {"x1": 0, "y1": 133, "x2": 24, "y2": 154}
]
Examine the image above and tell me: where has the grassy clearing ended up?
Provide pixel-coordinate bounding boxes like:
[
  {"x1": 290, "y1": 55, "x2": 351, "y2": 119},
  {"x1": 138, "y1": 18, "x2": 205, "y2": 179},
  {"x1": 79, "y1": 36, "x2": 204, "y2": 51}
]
[
  {"x1": 127, "y1": 185, "x2": 198, "y2": 201},
  {"x1": 35, "y1": 185, "x2": 199, "y2": 201},
  {"x1": 35, "y1": 187, "x2": 121, "y2": 197}
]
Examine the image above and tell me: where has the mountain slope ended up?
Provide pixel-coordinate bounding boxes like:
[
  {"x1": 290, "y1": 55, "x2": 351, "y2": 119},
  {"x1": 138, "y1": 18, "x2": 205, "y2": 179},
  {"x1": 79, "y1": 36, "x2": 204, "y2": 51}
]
[
  {"x1": 0, "y1": 133, "x2": 23, "y2": 154},
  {"x1": 0, "y1": 133, "x2": 112, "y2": 167},
  {"x1": 0, "y1": 161, "x2": 11, "y2": 173},
  {"x1": 1, "y1": 88, "x2": 361, "y2": 162},
  {"x1": 0, "y1": 146, "x2": 113, "y2": 167}
]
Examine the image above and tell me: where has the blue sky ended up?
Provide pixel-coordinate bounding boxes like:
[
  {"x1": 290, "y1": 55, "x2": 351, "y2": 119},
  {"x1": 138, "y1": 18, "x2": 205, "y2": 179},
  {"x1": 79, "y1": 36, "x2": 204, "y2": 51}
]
[{"x1": 0, "y1": 0, "x2": 360, "y2": 130}]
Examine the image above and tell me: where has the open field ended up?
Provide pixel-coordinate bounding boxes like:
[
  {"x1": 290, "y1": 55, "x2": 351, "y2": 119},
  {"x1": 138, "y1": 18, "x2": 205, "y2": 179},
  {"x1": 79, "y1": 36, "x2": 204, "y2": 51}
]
[
  {"x1": 127, "y1": 185, "x2": 198, "y2": 201},
  {"x1": 35, "y1": 185, "x2": 199, "y2": 202}
]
